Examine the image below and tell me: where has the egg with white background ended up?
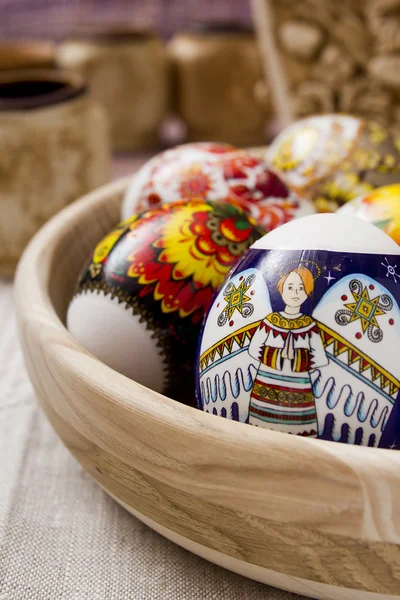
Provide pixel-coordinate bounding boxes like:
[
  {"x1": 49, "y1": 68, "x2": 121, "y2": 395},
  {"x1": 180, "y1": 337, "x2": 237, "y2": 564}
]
[
  {"x1": 122, "y1": 142, "x2": 237, "y2": 217},
  {"x1": 196, "y1": 214, "x2": 400, "y2": 448},
  {"x1": 122, "y1": 143, "x2": 314, "y2": 232}
]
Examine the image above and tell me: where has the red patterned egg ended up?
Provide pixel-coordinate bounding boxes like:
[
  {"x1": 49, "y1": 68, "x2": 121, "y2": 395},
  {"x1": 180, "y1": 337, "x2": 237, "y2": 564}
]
[
  {"x1": 122, "y1": 143, "x2": 314, "y2": 232},
  {"x1": 122, "y1": 142, "x2": 237, "y2": 216},
  {"x1": 67, "y1": 198, "x2": 265, "y2": 405}
]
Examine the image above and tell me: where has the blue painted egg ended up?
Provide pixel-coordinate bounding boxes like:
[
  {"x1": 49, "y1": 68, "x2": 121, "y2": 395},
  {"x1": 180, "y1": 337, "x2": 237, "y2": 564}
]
[{"x1": 196, "y1": 213, "x2": 400, "y2": 448}]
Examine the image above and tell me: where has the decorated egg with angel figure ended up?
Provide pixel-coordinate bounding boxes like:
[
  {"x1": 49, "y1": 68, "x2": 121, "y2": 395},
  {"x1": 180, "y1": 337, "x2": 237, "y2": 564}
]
[
  {"x1": 122, "y1": 143, "x2": 314, "y2": 232},
  {"x1": 67, "y1": 198, "x2": 265, "y2": 406},
  {"x1": 196, "y1": 213, "x2": 400, "y2": 448},
  {"x1": 267, "y1": 114, "x2": 400, "y2": 213}
]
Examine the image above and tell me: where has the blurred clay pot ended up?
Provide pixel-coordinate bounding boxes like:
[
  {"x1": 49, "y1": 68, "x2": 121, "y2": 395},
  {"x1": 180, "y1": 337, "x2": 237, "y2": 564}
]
[
  {"x1": 0, "y1": 40, "x2": 55, "y2": 71},
  {"x1": 168, "y1": 22, "x2": 270, "y2": 147},
  {"x1": 56, "y1": 27, "x2": 168, "y2": 151},
  {"x1": 0, "y1": 69, "x2": 110, "y2": 276}
]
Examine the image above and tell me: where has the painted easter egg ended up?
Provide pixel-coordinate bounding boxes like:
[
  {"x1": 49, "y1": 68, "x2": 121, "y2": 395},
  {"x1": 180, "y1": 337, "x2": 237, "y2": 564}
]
[
  {"x1": 122, "y1": 142, "x2": 237, "y2": 218},
  {"x1": 67, "y1": 199, "x2": 265, "y2": 406},
  {"x1": 266, "y1": 114, "x2": 400, "y2": 213},
  {"x1": 338, "y1": 184, "x2": 400, "y2": 245},
  {"x1": 196, "y1": 213, "x2": 400, "y2": 448},
  {"x1": 122, "y1": 144, "x2": 315, "y2": 232}
]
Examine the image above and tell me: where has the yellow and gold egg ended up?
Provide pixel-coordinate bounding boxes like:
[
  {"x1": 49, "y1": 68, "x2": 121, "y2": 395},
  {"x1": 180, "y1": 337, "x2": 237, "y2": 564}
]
[
  {"x1": 338, "y1": 184, "x2": 400, "y2": 245},
  {"x1": 266, "y1": 114, "x2": 400, "y2": 213}
]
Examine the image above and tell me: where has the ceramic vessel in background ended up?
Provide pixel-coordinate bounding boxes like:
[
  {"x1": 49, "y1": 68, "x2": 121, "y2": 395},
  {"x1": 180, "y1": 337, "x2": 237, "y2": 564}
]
[
  {"x1": 168, "y1": 22, "x2": 271, "y2": 147},
  {"x1": 0, "y1": 69, "x2": 110, "y2": 276},
  {"x1": 0, "y1": 40, "x2": 55, "y2": 71},
  {"x1": 56, "y1": 28, "x2": 168, "y2": 151}
]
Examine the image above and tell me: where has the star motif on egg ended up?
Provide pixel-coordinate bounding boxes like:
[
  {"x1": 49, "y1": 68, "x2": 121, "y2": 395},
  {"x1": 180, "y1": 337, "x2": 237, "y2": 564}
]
[
  {"x1": 381, "y1": 256, "x2": 399, "y2": 283},
  {"x1": 324, "y1": 271, "x2": 336, "y2": 286},
  {"x1": 344, "y1": 285, "x2": 385, "y2": 333},
  {"x1": 223, "y1": 280, "x2": 252, "y2": 319},
  {"x1": 335, "y1": 279, "x2": 393, "y2": 343},
  {"x1": 217, "y1": 275, "x2": 256, "y2": 327}
]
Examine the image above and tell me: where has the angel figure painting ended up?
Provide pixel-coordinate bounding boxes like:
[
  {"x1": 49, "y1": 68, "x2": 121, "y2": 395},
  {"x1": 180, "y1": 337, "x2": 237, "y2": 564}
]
[{"x1": 248, "y1": 265, "x2": 328, "y2": 436}]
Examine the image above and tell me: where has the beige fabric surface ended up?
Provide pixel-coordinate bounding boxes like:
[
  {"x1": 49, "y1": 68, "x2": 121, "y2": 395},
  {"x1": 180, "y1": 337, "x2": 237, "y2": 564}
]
[{"x1": 0, "y1": 155, "x2": 306, "y2": 599}]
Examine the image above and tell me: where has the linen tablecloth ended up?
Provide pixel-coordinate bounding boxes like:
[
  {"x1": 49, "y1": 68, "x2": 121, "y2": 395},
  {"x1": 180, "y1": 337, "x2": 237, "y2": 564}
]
[{"x1": 0, "y1": 155, "x2": 305, "y2": 600}]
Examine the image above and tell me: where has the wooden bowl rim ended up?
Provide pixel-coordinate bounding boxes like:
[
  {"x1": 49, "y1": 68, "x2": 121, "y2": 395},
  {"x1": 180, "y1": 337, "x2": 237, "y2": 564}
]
[{"x1": 15, "y1": 176, "x2": 400, "y2": 466}]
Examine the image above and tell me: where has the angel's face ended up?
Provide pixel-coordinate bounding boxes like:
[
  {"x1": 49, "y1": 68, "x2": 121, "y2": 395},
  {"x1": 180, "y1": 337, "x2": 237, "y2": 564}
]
[{"x1": 281, "y1": 271, "x2": 307, "y2": 309}]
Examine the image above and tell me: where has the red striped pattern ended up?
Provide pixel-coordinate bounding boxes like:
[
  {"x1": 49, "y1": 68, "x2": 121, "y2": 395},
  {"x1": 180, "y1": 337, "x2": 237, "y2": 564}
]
[
  {"x1": 249, "y1": 406, "x2": 317, "y2": 422},
  {"x1": 253, "y1": 378, "x2": 311, "y2": 395}
]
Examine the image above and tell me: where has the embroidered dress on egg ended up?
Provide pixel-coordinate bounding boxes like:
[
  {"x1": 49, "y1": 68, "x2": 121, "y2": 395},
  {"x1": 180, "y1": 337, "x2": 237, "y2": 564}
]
[{"x1": 248, "y1": 311, "x2": 328, "y2": 436}]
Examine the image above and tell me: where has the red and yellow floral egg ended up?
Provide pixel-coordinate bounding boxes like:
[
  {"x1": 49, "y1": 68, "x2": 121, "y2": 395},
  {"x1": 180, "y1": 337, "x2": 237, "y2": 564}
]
[
  {"x1": 122, "y1": 143, "x2": 315, "y2": 232},
  {"x1": 67, "y1": 199, "x2": 265, "y2": 405},
  {"x1": 338, "y1": 184, "x2": 400, "y2": 245},
  {"x1": 266, "y1": 114, "x2": 400, "y2": 213}
]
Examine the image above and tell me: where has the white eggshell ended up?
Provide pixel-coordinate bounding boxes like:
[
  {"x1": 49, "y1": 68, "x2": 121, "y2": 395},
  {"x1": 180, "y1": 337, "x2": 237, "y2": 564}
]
[
  {"x1": 67, "y1": 292, "x2": 165, "y2": 392},
  {"x1": 252, "y1": 213, "x2": 400, "y2": 253}
]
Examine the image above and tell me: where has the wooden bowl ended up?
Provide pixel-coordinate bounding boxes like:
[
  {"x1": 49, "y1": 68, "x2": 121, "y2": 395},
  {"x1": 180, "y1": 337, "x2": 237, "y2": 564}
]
[{"x1": 15, "y1": 178, "x2": 400, "y2": 600}]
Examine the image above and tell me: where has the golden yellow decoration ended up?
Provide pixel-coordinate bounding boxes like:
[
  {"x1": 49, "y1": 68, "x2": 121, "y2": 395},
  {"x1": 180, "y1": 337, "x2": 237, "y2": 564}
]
[{"x1": 92, "y1": 219, "x2": 135, "y2": 264}]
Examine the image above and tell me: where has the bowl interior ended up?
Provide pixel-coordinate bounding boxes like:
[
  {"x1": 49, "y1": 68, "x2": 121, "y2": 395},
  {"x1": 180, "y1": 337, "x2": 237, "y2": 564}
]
[
  {"x1": 14, "y1": 177, "x2": 400, "y2": 598},
  {"x1": 47, "y1": 182, "x2": 122, "y2": 323}
]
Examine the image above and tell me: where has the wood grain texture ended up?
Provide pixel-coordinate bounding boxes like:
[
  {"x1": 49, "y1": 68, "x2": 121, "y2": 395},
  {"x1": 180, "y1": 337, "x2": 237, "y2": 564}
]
[{"x1": 14, "y1": 178, "x2": 400, "y2": 598}]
